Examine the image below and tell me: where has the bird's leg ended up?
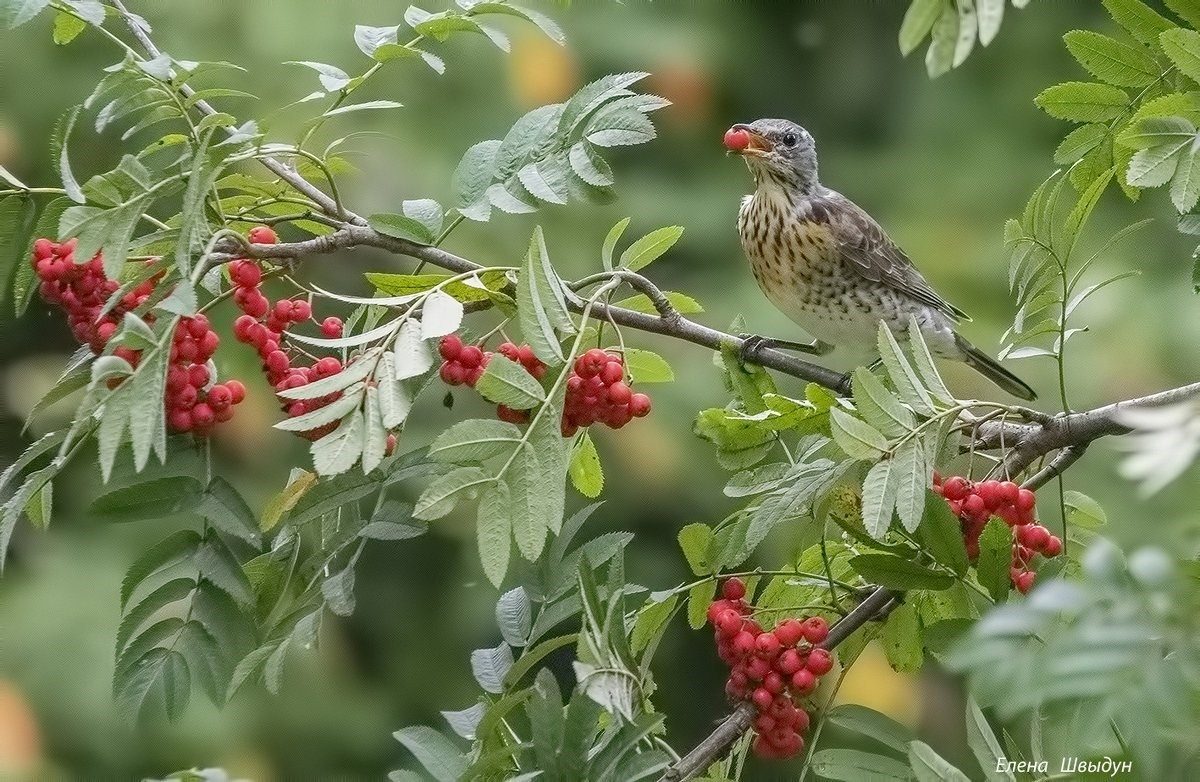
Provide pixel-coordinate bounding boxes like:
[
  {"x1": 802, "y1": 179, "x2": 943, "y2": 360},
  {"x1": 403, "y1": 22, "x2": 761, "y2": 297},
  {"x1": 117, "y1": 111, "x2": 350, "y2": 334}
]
[{"x1": 738, "y1": 334, "x2": 833, "y2": 363}]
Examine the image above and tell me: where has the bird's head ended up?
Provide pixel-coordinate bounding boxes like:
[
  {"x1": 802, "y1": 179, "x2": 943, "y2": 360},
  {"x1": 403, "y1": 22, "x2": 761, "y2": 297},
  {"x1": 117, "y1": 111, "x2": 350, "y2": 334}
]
[{"x1": 723, "y1": 118, "x2": 818, "y2": 193}]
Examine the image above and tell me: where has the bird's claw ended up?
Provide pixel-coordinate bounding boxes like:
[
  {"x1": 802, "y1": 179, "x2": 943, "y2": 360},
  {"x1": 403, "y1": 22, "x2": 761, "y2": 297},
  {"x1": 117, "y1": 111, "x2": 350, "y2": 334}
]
[{"x1": 737, "y1": 334, "x2": 832, "y2": 363}]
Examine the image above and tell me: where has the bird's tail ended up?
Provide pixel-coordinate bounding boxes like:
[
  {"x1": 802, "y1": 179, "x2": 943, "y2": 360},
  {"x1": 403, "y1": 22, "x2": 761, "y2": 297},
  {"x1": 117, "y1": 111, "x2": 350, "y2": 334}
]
[{"x1": 955, "y1": 334, "x2": 1037, "y2": 401}]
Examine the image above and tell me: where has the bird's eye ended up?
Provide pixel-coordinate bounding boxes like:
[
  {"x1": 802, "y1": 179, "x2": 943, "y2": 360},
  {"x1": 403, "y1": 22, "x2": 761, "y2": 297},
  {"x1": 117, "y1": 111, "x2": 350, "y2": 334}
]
[{"x1": 781, "y1": 132, "x2": 798, "y2": 148}]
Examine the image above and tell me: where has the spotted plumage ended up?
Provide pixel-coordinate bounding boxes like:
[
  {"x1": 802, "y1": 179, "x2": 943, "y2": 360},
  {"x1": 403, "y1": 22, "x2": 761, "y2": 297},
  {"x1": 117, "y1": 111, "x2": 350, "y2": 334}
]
[{"x1": 728, "y1": 118, "x2": 1035, "y2": 401}]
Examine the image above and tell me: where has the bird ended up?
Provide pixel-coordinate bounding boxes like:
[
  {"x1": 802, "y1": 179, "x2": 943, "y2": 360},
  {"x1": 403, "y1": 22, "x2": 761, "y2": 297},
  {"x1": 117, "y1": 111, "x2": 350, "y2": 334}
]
[{"x1": 724, "y1": 118, "x2": 1036, "y2": 401}]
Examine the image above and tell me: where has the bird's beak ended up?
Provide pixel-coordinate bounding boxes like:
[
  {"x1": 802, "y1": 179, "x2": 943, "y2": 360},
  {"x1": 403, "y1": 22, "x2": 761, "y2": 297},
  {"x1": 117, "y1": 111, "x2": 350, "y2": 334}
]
[{"x1": 731, "y1": 124, "x2": 773, "y2": 157}]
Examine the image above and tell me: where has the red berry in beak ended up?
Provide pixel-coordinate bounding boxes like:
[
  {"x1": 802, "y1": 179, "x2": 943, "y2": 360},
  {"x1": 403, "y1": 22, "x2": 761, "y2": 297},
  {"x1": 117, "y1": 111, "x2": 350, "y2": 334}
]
[{"x1": 724, "y1": 127, "x2": 750, "y2": 151}]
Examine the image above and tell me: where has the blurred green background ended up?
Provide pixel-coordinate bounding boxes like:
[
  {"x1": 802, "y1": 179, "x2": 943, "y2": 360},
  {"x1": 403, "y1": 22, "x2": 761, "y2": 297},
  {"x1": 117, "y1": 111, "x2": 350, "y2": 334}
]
[{"x1": 1, "y1": 1, "x2": 1198, "y2": 779}]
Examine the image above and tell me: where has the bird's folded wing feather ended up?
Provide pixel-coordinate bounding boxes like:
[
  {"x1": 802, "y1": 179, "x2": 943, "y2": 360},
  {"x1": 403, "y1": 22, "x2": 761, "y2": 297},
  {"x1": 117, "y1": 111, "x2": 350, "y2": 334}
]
[{"x1": 815, "y1": 191, "x2": 969, "y2": 322}]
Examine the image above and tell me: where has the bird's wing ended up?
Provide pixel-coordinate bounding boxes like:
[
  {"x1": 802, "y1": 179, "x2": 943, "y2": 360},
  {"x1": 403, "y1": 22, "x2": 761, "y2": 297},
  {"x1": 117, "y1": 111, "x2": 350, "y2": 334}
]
[{"x1": 814, "y1": 190, "x2": 969, "y2": 322}]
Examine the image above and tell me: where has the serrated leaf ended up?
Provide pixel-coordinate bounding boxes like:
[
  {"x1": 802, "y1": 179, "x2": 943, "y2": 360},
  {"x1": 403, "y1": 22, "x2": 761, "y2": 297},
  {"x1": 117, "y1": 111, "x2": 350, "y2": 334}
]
[
  {"x1": 92, "y1": 476, "x2": 205, "y2": 521},
  {"x1": 852, "y1": 368, "x2": 913, "y2": 438},
  {"x1": 891, "y1": 439, "x2": 926, "y2": 534},
  {"x1": 1064, "y1": 30, "x2": 1158, "y2": 88},
  {"x1": 613, "y1": 290, "x2": 703, "y2": 315},
  {"x1": 618, "y1": 225, "x2": 683, "y2": 272},
  {"x1": 850, "y1": 553, "x2": 954, "y2": 590},
  {"x1": 1104, "y1": 0, "x2": 1176, "y2": 49},
  {"x1": 925, "y1": 2, "x2": 958, "y2": 78},
  {"x1": 827, "y1": 704, "x2": 914, "y2": 756},
  {"x1": 476, "y1": 480, "x2": 513, "y2": 587},
  {"x1": 601, "y1": 217, "x2": 629, "y2": 272},
  {"x1": 881, "y1": 601, "x2": 923, "y2": 672},
  {"x1": 393, "y1": 726, "x2": 467, "y2": 782},
  {"x1": 517, "y1": 226, "x2": 572, "y2": 364},
  {"x1": 1161, "y1": 27, "x2": 1200, "y2": 83},
  {"x1": 830, "y1": 407, "x2": 888, "y2": 461},
  {"x1": 976, "y1": 518, "x2": 1013, "y2": 601},
  {"x1": 810, "y1": 749, "x2": 913, "y2": 782},
  {"x1": 414, "y1": 466, "x2": 490, "y2": 520},
  {"x1": 496, "y1": 586, "x2": 532, "y2": 646},
  {"x1": 430, "y1": 419, "x2": 524, "y2": 463},
  {"x1": 568, "y1": 431, "x2": 603, "y2": 498},
  {"x1": 860, "y1": 457, "x2": 899, "y2": 540},
  {"x1": 321, "y1": 565, "x2": 356, "y2": 616},
  {"x1": 623, "y1": 347, "x2": 673, "y2": 383},
  {"x1": 899, "y1": 0, "x2": 941, "y2": 55},
  {"x1": 676, "y1": 523, "x2": 714, "y2": 576},
  {"x1": 910, "y1": 740, "x2": 971, "y2": 782},
  {"x1": 475, "y1": 354, "x2": 545, "y2": 409},
  {"x1": 1054, "y1": 123, "x2": 1109, "y2": 165},
  {"x1": 1035, "y1": 82, "x2": 1130, "y2": 122},
  {"x1": 918, "y1": 494, "x2": 969, "y2": 575}
]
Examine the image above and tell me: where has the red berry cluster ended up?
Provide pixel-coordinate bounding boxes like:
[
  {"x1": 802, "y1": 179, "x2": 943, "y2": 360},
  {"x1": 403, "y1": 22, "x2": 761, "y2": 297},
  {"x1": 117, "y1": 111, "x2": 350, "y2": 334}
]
[
  {"x1": 438, "y1": 338, "x2": 652, "y2": 436},
  {"x1": 228, "y1": 228, "x2": 359, "y2": 442},
  {"x1": 31, "y1": 237, "x2": 156, "y2": 355},
  {"x1": 164, "y1": 315, "x2": 245, "y2": 434},
  {"x1": 706, "y1": 578, "x2": 832, "y2": 760},
  {"x1": 562, "y1": 348, "x2": 651, "y2": 437},
  {"x1": 932, "y1": 475, "x2": 1063, "y2": 594},
  {"x1": 31, "y1": 238, "x2": 244, "y2": 435}
]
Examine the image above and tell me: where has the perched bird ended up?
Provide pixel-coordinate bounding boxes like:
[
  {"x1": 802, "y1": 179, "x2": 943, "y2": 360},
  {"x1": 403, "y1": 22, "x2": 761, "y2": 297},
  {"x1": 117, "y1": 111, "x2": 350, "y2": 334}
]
[{"x1": 724, "y1": 118, "x2": 1036, "y2": 401}]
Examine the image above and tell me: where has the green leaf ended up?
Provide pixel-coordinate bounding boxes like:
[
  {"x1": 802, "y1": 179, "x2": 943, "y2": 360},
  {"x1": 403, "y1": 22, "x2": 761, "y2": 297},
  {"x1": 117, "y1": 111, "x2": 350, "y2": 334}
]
[
  {"x1": 475, "y1": 354, "x2": 546, "y2": 409},
  {"x1": 852, "y1": 368, "x2": 913, "y2": 438},
  {"x1": 92, "y1": 476, "x2": 205, "y2": 521},
  {"x1": 905, "y1": 320, "x2": 955, "y2": 405},
  {"x1": 1173, "y1": 149, "x2": 1200, "y2": 211},
  {"x1": 517, "y1": 226, "x2": 573, "y2": 364},
  {"x1": 966, "y1": 697, "x2": 1016, "y2": 782},
  {"x1": 1054, "y1": 123, "x2": 1109, "y2": 165},
  {"x1": 2, "y1": 0, "x2": 51, "y2": 28},
  {"x1": 568, "y1": 431, "x2": 603, "y2": 499},
  {"x1": 686, "y1": 580, "x2": 715, "y2": 629},
  {"x1": 310, "y1": 407, "x2": 365, "y2": 476},
  {"x1": 496, "y1": 586, "x2": 532, "y2": 647},
  {"x1": 1116, "y1": 115, "x2": 1196, "y2": 149},
  {"x1": 909, "y1": 740, "x2": 971, "y2": 782},
  {"x1": 260, "y1": 470, "x2": 317, "y2": 532},
  {"x1": 1063, "y1": 490, "x2": 1108, "y2": 528},
  {"x1": 975, "y1": 518, "x2": 1013, "y2": 602},
  {"x1": 0, "y1": 196, "x2": 36, "y2": 309},
  {"x1": 1035, "y1": 82, "x2": 1130, "y2": 122},
  {"x1": 618, "y1": 225, "x2": 683, "y2": 272},
  {"x1": 1103, "y1": 0, "x2": 1176, "y2": 49},
  {"x1": 1166, "y1": 0, "x2": 1200, "y2": 28},
  {"x1": 1064, "y1": 30, "x2": 1158, "y2": 88},
  {"x1": 324, "y1": 99, "x2": 403, "y2": 117},
  {"x1": 430, "y1": 419, "x2": 524, "y2": 463},
  {"x1": 1163, "y1": 28, "x2": 1200, "y2": 85},
  {"x1": 115, "y1": 647, "x2": 190, "y2": 724},
  {"x1": 830, "y1": 407, "x2": 888, "y2": 460},
  {"x1": 53, "y1": 104, "x2": 85, "y2": 203},
  {"x1": 13, "y1": 197, "x2": 69, "y2": 315},
  {"x1": 321, "y1": 565, "x2": 356, "y2": 616},
  {"x1": 414, "y1": 466, "x2": 490, "y2": 520},
  {"x1": 601, "y1": 217, "x2": 630, "y2": 272},
  {"x1": 924, "y1": 2, "x2": 958, "y2": 78},
  {"x1": 195, "y1": 533, "x2": 253, "y2": 608},
  {"x1": 849, "y1": 554, "x2": 955, "y2": 590},
  {"x1": 197, "y1": 477, "x2": 260, "y2": 545},
  {"x1": 918, "y1": 494, "x2": 969, "y2": 575},
  {"x1": 476, "y1": 482, "x2": 512, "y2": 587},
  {"x1": 810, "y1": 749, "x2": 913, "y2": 782},
  {"x1": 121, "y1": 530, "x2": 202, "y2": 608},
  {"x1": 677, "y1": 523, "x2": 714, "y2": 576},
  {"x1": 881, "y1": 601, "x2": 923, "y2": 672},
  {"x1": 899, "y1": 0, "x2": 941, "y2": 55},
  {"x1": 1128, "y1": 140, "x2": 1191, "y2": 188},
  {"x1": 631, "y1": 593, "x2": 677, "y2": 655},
  {"x1": 623, "y1": 348, "x2": 674, "y2": 383},
  {"x1": 393, "y1": 726, "x2": 467, "y2": 782},
  {"x1": 827, "y1": 704, "x2": 914, "y2": 756},
  {"x1": 508, "y1": 444, "x2": 549, "y2": 560},
  {"x1": 891, "y1": 440, "x2": 926, "y2": 534},
  {"x1": 860, "y1": 457, "x2": 899, "y2": 540},
  {"x1": 613, "y1": 291, "x2": 703, "y2": 315},
  {"x1": 370, "y1": 212, "x2": 436, "y2": 245},
  {"x1": 877, "y1": 324, "x2": 936, "y2": 415},
  {"x1": 977, "y1": 0, "x2": 1005, "y2": 46},
  {"x1": 453, "y1": 140, "x2": 501, "y2": 221}
]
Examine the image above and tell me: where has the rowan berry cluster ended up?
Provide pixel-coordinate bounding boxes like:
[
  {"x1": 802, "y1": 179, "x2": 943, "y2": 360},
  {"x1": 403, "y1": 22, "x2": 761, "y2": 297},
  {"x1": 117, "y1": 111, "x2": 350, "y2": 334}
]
[
  {"x1": 228, "y1": 226, "x2": 360, "y2": 442},
  {"x1": 32, "y1": 238, "x2": 245, "y2": 435},
  {"x1": 438, "y1": 338, "x2": 652, "y2": 436},
  {"x1": 932, "y1": 474, "x2": 1062, "y2": 594},
  {"x1": 706, "y1": 577, "x2": 832, "y2": 760},
  {"x1": 164, "y1": 315, "x2": 245, "y2": 434}
]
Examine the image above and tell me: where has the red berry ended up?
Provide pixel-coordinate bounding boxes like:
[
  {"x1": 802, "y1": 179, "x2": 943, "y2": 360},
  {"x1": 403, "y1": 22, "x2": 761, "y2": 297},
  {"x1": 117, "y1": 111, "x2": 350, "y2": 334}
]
[
  {"x1": 321, "y1": 316, "x2": 343, "y2": 338},
  {"x1": 715, "y1": 609, "x2": 742, "y2": 637},
  {"x1": 723, "y1": 127, "x2": 750, "y2": 151},
  {"x1": 751, "y1": 687, "x2": 774, "y2": 711},
  {"x1": 942, "y1": 476, "x2": 970, "y2": 501},
  {"x1": 775, "y1": 648, "x2": 803, "y2": 675},
  {"x1": 266, "y1": 350, "x2": 290, "y2": 374},
  {"x1": 1016, "y1": 488, "x2": 1037, "y2": 511},
  {"x1": 998, "y1": 481, "x2": 1021, "y2": 505},
  {"x1": 962, "y1": 493, "x2": 987, "y2": 520},
  {"x1": 805, "y1": 648, "x2": 834, "y2": 675},
  {"x1": 168, "y1": 409, "x2": 192, "y2": 432},
  {"x1": 496, "y1": 405, "x2": 530, "y2": 424},
  {"x1": 976, "y1": 480, "x2": 1002, "y2": 510},
  {"x1": 248, "y1": 225, "x2": 278, "y2": 245},
  {"x1": 207, "y1": 384, "x2": 232, "y2": 410},
  {"x1": 600, "y1": 359, "x2": 624, "y2": 385},
  {"x1": 629, "y1": 393, "x2": 651, "y2": 417},
  {"x1": 1043, "y1": 535, "x2": 1063, "y2": 557},
  {"x1": 790, "y1": 669, "x2": 817, "y2": 695},
  {"x1": 801, "y1": 616, "x2": 829, "y2": 644},
  {"x1": 754, "y1": 714, "x2": 777, "y2": 734},
  {"x1": 291, "y1": 299, "x2": 311, "y2": 321},
  {"x1": 226, "y1": 380, "x2": 246, "y2": 404},
  {"x1": 191, "y1": 403, "x2": 215, "y2": 428},
  {"x1": 762, "y1": 671, "x2": 785, "y2": 695},
  {"x1": 721, "y1": 577, "x2": 746, "y2": 601},
  {"x1": 1015, "y1": 571, "x2": 1036, "y2": 594},
  {"x1": 188, "y1": 364, "x2": 209, "y2": 388},
  {"x1": 745, "y1": 656, "x2": 771, "y2": 681},
  {"x1": 731, "y1": 632, "x2": 756, "y2": 658},
  {"x1": 230, "y1": 260, "x2": 262, "y2": 288},
  {"x1": 755, "y1": 632, "x2": 782, "y2": 659},
  {"x1": 439, "y1": 334, "x2": 463, "y2": 360},
  {"x1": 773, "y1": 618, "x2": 804, "y2": 647},
  {"x1": 273, "y1": 299, "x2": 294, "y2": 320},
  {"x1": 459, "y1": 345, "x2": 484, "y2": 368},
  {"x1": 315, "y1": 356, "x2": 342, "y2": 376}
]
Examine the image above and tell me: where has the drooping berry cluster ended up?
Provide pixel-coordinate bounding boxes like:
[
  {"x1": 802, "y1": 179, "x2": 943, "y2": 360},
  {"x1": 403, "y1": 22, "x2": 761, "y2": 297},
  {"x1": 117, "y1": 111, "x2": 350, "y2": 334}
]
[
  {"x1": 932, "y1": 474, "x2": 1063, "y2": 593},
  {"x1": 562, "y1": 348, "x2": 651, "y2": 437},
  {"x1": 706, "y1": 578, "x2": 832, "y2": 760},
  {"x1": 227, "y1": 227, "x2": 375, "y2": 445},
  {"x1": 437, "y1": 337, "x2": 651, "y2": 436},
  {"x1": 164, "y1": 315, "x2": 245, "y2": 434},
  {"x1": 31, "y1": 238, "x2": 244, "y2": 435},
  {"x1": 31, "y1": 237, "x2": 155, "y2": 354}
]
